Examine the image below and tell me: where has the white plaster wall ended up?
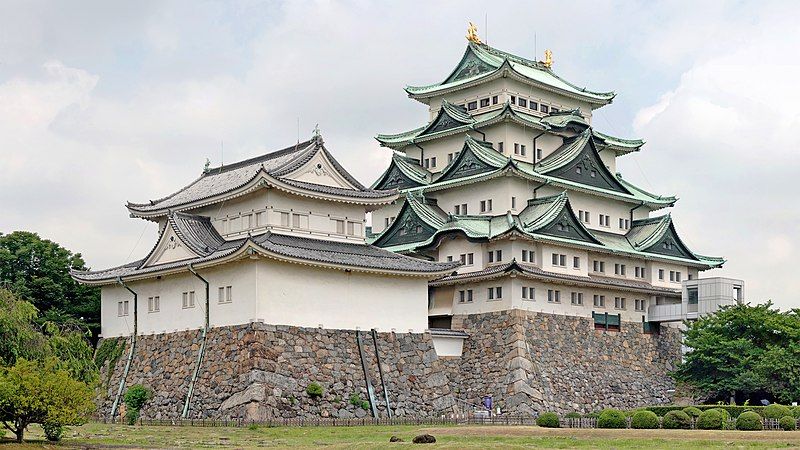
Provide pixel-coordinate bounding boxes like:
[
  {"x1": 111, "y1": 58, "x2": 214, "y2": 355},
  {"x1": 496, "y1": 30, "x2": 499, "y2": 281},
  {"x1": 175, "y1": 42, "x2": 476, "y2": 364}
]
[
  {"x1": 192, "y1": 189, "x2": 367, "y2": 243},
  {"x1": 449, "y1": 277, "x2": 513, "y2": 315},
  {"x1": 100, "y1": 260, "x2": 258, "y2": 338},
  {"x1": 257, "y1": 259, "x2": 429, "y2": 332},
  {"x1": 370, "y1": 201, "x2": 403, "y2": 235},
  {"x1": 539, "y1": 242, "x2": 589, "y2": 277},
  {"x1": 431, "y1": 336, "x2": 465, "y2": 357},
  {"x1": 437, "y1": 236, "x2": 484, "y2": 274}
]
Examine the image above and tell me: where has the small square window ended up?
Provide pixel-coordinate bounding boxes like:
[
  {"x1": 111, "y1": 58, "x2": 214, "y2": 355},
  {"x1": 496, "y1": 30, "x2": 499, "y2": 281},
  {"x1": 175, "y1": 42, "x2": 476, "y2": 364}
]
[
  {"x1": 519, "y1": 98, "x2": 527, "y2": 108},
  {"x1": 541, "y1": 105, "x2": 549, "y2": 113},
  {"x1": 467, "y1": 101, "x2": 477, "y2": 110},
  {"x1": 480, "y1": 98, "x2": 490, "y2": 107},
  {"x1": 510, "y1": 95, "x2": 516, "y2": 105},
  {"x1": 530, "y1": 101, "x2": 538, "y2": 111},
  {"x1": 492, "y1": 95, "x2": 498, "y2": 104}
]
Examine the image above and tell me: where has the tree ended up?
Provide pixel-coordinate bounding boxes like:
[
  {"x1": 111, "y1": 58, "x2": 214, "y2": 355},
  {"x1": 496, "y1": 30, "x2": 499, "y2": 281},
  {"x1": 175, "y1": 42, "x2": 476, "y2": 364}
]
[
  {"x1": 0, "y1": 231, "x2": 100, "y2": 337},
  {"x1": 0, "y1": 288, "x2": 98, "y2": 385},
  {"x1": 0, "y1": 359, "x2": 95, "y2": 442},
  {"x1": 673, "y1": 302, "x2": 800, "y2": 403}
]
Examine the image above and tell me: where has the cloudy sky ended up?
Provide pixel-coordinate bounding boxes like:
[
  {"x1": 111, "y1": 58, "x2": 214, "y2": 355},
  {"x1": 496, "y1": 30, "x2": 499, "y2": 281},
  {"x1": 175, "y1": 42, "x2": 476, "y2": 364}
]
[{"x1": 1, "y1": 1, "x2": 797, "y2": 309}]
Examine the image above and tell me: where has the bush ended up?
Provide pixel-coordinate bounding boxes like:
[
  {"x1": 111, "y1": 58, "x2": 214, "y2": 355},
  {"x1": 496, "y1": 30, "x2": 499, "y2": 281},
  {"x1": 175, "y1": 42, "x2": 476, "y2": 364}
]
[
  {"x1": 536, "y1": 412, "x2": 560, "y2": 428},
  {"x1": 779, "y1": 416, "x2": 797, "y2": 431},
  {"x1": 793, "y1": 407, "x2": 800, "y2": 419},
  {"x1": 42, "y1": 423, "x2": 64, "y2": 441},
  {"x1": 662, "y1": 410, "x2": 692, "y2": 429},
  {"x1": 564, "y1": 412, "x2": 582, "y2": 419},
  {"x1": 630, "y1": 410, "x2": 659, "y2": 429},
  {"x1": 762, "y1": 404, "x2": 792, "y2": 419},
  {"x1": 123, "y1": 384, "x2": 152, "y2": 425},
  {"x1": 349, "y1": 393, "x2": 370, "y2": 411},
  {"x1": 306, "y1": 382, "x2": 323, "y2": 399},
  {"x1": 736, "y1": 411, "x2": 763, "y2": 431},
  {"x1": 696, "y1": 408, "x2": 728, "y2": 430},
  {"x1": 597, "y1": 409, "x2": 627, "y2": 429},
  {"x1": 646, "y1": 405, "x2": 759, "y2": 418},
  {"x1": 682, "y1": 406, "x2": 702, "y2": 418},
  {"x1": 583, "y1": 412, "x2": 600, "y2": 419}
]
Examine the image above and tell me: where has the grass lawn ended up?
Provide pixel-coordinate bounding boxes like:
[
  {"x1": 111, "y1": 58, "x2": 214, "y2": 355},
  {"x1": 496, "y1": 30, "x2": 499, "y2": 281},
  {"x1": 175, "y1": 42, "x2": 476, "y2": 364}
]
[{"x1": 4, "y1": 423, "x2": 800, "y2": 449}]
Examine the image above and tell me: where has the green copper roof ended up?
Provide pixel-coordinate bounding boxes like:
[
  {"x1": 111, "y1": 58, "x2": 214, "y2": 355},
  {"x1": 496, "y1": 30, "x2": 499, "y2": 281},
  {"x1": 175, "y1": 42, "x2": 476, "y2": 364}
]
[
  {"x1": 373, "y1": 192, "x2": 723, "y2": 269},
  {"x1": 371, "y1": 153, "x2": 432, "y2": 190},
  {"x1": 405, "y1": 42, "x2": 615, "y2": 105},
  {"x1": 375, "y1": 102, "x2": 641, "y2": 156}
]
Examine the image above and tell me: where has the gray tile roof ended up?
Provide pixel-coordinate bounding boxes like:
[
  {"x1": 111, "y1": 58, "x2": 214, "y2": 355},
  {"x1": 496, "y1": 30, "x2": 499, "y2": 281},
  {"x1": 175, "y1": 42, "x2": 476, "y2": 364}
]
[
  {"x1": 429, "y1": 260, "x2": 680, "y2": 296},
  {"x1": 127, "y1": 138, "x2": 395, "y2": 215},
  {"x1": 72, "y1": 212, "x2": 460, "y2": 284}
]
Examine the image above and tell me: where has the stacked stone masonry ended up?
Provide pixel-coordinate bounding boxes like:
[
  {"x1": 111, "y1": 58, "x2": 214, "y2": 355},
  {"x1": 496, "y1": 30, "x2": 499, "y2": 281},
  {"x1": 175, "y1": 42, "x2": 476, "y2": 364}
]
[{"x1": 97, "y1": 311, "x2": 681, "y2": 419}]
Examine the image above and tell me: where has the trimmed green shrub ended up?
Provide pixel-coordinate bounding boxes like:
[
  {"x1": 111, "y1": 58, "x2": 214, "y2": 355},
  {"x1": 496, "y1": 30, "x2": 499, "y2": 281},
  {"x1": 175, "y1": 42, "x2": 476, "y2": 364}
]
[
  {"x1": 662, "y1": 410, "x2": 692, "y2": 429},
  {"x1": 123, "y1": 384, "x2": 152, "y2": 425},
  {"x1": 630, "y1": 410, "x2": 659, "y2": 429},
  {"x1": 682, "y1": 406, "x2": 702, "y2": 418},
  {"x1": 696, "y1": 408, "x2": 728, "y2": 430},
  {"x1": 646, "y1": 405, "x2": 760, "y2": 418},
  {"x1": 306, "y1": 382, "x2": 323, "y2": 399},
  {"x1": 736, "y1": 411, "x2": 763, "y2": 431},
  {"x1": 597, "y1": 409, "x2": 627, "y2": 429},
  {"x1": 779, "y1": 416, "x2": 797, "y2": 431},
  {"x1": 583, "y1": 412, "x2": 600, "y2": 419},
  {"x1": 349, "y1": 393, "x2": 370, "y2": 411},
  {"x1": 793, "y1": 407, "x2": 800, "y2": 419},
  {"x1": 762, "y1": 404, "x2": 792, "y2": 419},
  {"x1": 564, "y1": 412, "x2": 582, "y2": 419},
  {"x1": 536, "y1": 412, "x2": 560, "y2": 428},
  {"x1": 42, "y1": 423, "x2": 64, "y2": 442}
]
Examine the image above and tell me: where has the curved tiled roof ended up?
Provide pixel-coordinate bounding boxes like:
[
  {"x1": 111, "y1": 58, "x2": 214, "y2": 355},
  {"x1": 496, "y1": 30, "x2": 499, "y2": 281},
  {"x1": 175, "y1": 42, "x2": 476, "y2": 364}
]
[{"x1": 127, "y1": 137, "x2": 395, "y2": 217}]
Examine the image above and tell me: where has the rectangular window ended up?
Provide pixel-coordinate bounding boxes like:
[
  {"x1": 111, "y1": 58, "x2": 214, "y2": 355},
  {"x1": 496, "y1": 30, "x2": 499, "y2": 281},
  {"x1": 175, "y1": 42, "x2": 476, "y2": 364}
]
[
  {"x1": 495, "y1": 286, "x2": 502, "y2": 299},
  {"x1": 573, "y1": 256, "x2": 580, "y2": 269},
  {"x1": 522, "y1": 249, "x2": 528, "y2": 262},
  {"x1": 182, "y1": 291, "x2": 196, "y2": 309},
  {"x1": 510, "y1": 95, "x2": 516, "y2": 104},
  {"x1": 334, "y1": 219, "x2": 345, "y2": 234},
  {"x1": 225, "y1": 286, "x2": 232, "y2": 303},
  {"x1": 519, "y1": 98, "x2": 528, "y2": 108},
  {"x1": 551, "y1": 107, "x2": 560, "y2": 113},
  {"x1": 492, "y1": 95, "x2": 498, "y2": 105},
  {"x1": 243, "y1": 214, "x2": 252, "y2": 229},
  {"x1": 117, "y1": 300, "x2": 128, "y2": 317},
  {"x1": 495, "y1": 250, "x2": 502, "y2": 262},
  {"x1": 447, "y1": 255, "x2": 454, "y2": 262},
  {"x1": 488, "y1": 251, "x2": 494, "y2": 263},
  {"x1": 514, "y1": 143, "x2": 520, "y2": 155},
  {"x1": 593, "y1": 260, "x2": 606, "y2": 273},
  {"x1": 467, "y1": 101, "x2": 477, "y2": 110},
  {"x1": 480, "y1": 200, "x2": 486, "y2": 212},
  {"x1": 547, "y1": 289, "x2": 561, "y2": 303},
  {"x1": 669, "y1": 271, "x2": 675, "y2": 282},
  {"x1": 292, "y1": 213, "x2": 309, "y2": 229},
  {"x1": 675, "y1": 272, "x2": 681, "y2": 282},
  {"x1": 218, "y1": 287, "x2": 225, "y2": 303},
  {"x1": 255, "y1": 211, "x2": 264, "y2": 227},
  {"x1": 459, "y1": 290, "x2": 465, "y2": 303},
  {"x1": 530, "y1": 101, "x2": 538, "y2": 111},
  {"x1": 511, "y1": 197, "x2": 517, "y2": 209},
  {"x1": 659, "y1": 269, "x2": 665, "y2": 280},
  {"x1": 541, "y1": 104, "x2": 549, "y2": 113},
  {"x1": 571, "y1": 292, "x2": 583, "y2": 306},
  {"x1": 466, "y1": 253, "x2": 474, "y2": 265},
  {"x1": 522, "y1": 286, "x2": 528, "y2": 299},
  {"x1": 467, "y1": 289, "x2": 473, "y2": 302},
  {"x1": 615, "y1": 297, "x2": 626, "y2": 309},
  {"x1": 280, "y1": 212, "x2": 290, "y2": 227},
  {"x1": 635, "y1": 299, "x2": 645, "y2": 311},
  {"x1": 593, "y1": 294, "x2": 605, "y2": 307},
  {"x1": 579, "y1": 210, "x2": 590, "y2": 224},
  {"x1": 599, "y1": 215, "x2": 610, "y2": 227},
  {"x1": 480, "y1": 98, "x2": 490, "y2": 107},
  {"x1": 448, "y1": 153, "x2": 454, "y2": 163},
  {"x1": 431, "y1": 156, "x2": 437, "y2": 168},
  {"x1": 497, "y1": 142, "x2": 504, "y2": 153},
  {"x1": 148, "y1": 296, "x2": 160, "y2": 313},
  {"x1": 488, "y1": 287, "x2": 494, "y2": 300},
  {"x1": 520, "y1": 144, "x2": 526, "y2": 156},
  {"x1": 536, "y1": 148, "x2": 543, "y2": 160},
  {"x1": 423, "y1": 158, "x2": 430, "y2": 169},
  {"x1": 461, "y1": 203, "x2": 468, "y2": 214}
]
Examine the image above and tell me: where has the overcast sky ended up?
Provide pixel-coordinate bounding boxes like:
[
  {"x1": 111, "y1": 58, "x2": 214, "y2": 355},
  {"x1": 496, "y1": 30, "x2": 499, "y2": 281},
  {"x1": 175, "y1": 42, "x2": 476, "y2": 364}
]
[{"x1": 1, "y1": 1, "x2": 797, "y2": 309}]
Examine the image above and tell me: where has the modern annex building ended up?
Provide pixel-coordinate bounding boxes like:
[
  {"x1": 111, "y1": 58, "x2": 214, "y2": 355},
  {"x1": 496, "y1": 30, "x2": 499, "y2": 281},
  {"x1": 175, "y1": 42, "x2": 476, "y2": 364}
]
[{"x1": 369, "y1": 29, "x2": 739, "y2": 344}]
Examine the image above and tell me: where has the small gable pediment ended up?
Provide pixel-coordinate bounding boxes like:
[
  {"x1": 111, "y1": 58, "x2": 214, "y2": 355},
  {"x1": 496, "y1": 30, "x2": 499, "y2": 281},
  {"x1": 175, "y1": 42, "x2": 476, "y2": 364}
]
[
  {"x1": 437, "y1": 144, "x2": 496, "y2": 183},
  {"x1": 374, "y1": 164, "x2": 424, "y2": 190},
  {"x1": 642, "y1": 224, "x2": 698, "y2": 260},
  {"x1": 282, "y1": 151, "x2": 357, "y2": 189},
  {"x1": 142, "y1": 226, "x2": 201, "y2": 267},
  {"x1": 373, "y1": 202, "x2": 437, "y2": 248},
  {"x1": 546, "y1": 137, "x2": 630, "y2": 194},
  {"x1": 445, "y1": 46, "x2": 496, "y2": 83},
  {"x1": 536, "y1": 210, "x2": 599, "y2": 244}
]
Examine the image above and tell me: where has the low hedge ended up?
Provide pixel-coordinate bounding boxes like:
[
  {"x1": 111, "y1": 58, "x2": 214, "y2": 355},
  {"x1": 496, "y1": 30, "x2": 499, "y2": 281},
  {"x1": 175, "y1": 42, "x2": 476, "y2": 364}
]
[
  {"x1": 682, "y1": 406, "x2": 702, "y2": 418},
  {"x1": 762, "y1": 404, "x2": 792, "y2": 419},
  {"x1": 646, "y1": 405, "x2": 761, "y2": 419},
  {"x1": 695, "y1": 408, "x2": 728, "y2": 430},
  {"x1": 536, "y1": 412, "x2": 560, "y2": 428},
  {"x1": 780, "y1": 416, "x2": 797, "y2": 431},
  {"x1": 736, "y1": 411, "x2": 763, "y2": 431},
  {"x1": 662, "y1": 410, "x2": 692, "y2": 429},
  {"x1": 597, "y1": 409, "x2": 627, "y2": 429},
  {"x1": 630, "y1": 410, "x2": 660, "y2": 429},
  {"x1": 564, "y1": 412, "x2": 582, "y2": 419}
]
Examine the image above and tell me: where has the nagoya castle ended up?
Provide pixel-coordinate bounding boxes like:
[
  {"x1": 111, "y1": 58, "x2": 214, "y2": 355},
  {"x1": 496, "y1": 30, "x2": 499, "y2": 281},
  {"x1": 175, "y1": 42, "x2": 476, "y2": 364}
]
[
  {"x1": 370, "y1": 24, "x2": 739, "y2": 337},
  {"x1": 74, "y1": 24, "x2": 744, "y2": 421}
]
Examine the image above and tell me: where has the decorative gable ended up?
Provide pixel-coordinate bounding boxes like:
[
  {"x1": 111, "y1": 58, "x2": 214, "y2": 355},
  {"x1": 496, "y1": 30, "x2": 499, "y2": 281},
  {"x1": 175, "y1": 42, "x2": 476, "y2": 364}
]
[
  {"x1": 445, "y1": 46, "x2": 496, "y2": 83},
  {"x1": 536, "y1": 209, "x2": 599, "y2": 244},
  {"x1": 142, "y1": 226, "x2": 201, "y2": 267},
  {"x1": 425, "y1": 110, "x2": 468, "y2": 135},
  {"x1": 642, "y1": 224, "x2": 697, "y2": 260},
  {"x1": 373, "y1": 202, "x2": 437, "y2": 248},
  {"x1": 282, "y1": 150, "x2": 357, "y2": 189},
  {"x1": 437, "y1": 144, "x2": 496, "y2": 183},
  {"x1": 373, "y1": 164, "x2": 424, "y2": 190},
  {"x1": 546, "y1": 137, "x2": 630, "y2": 194}
]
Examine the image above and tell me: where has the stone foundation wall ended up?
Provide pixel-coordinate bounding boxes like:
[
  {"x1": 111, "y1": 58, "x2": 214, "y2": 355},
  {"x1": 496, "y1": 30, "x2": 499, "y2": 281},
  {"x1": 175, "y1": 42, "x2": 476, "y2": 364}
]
[
  {"x1": 447, "y1": 310, "x2": 681, "y2": 415},
  {"x1": 97, "y1": 323, "x2": 456, "y2": 420},
  {"x1": 97, "y1": 310, "x2": 681, "y2": 419}
]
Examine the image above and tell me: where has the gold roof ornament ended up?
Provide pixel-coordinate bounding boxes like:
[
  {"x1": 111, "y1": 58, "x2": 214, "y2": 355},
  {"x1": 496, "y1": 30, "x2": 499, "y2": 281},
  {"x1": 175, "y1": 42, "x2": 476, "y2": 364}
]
[
  {"x1": 466, "y1": 22, "x2": 481, "y2": 44},
  {"x1": 542, "y1": 49, "x2": 553, "y2": 69}
]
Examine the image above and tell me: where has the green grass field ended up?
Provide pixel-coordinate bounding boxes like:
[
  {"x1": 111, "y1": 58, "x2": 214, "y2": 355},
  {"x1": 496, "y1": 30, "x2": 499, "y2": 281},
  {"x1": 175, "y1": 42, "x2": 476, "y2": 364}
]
[{"x1": 5, "y1": 423, "x2": 800, "y2": 449}]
